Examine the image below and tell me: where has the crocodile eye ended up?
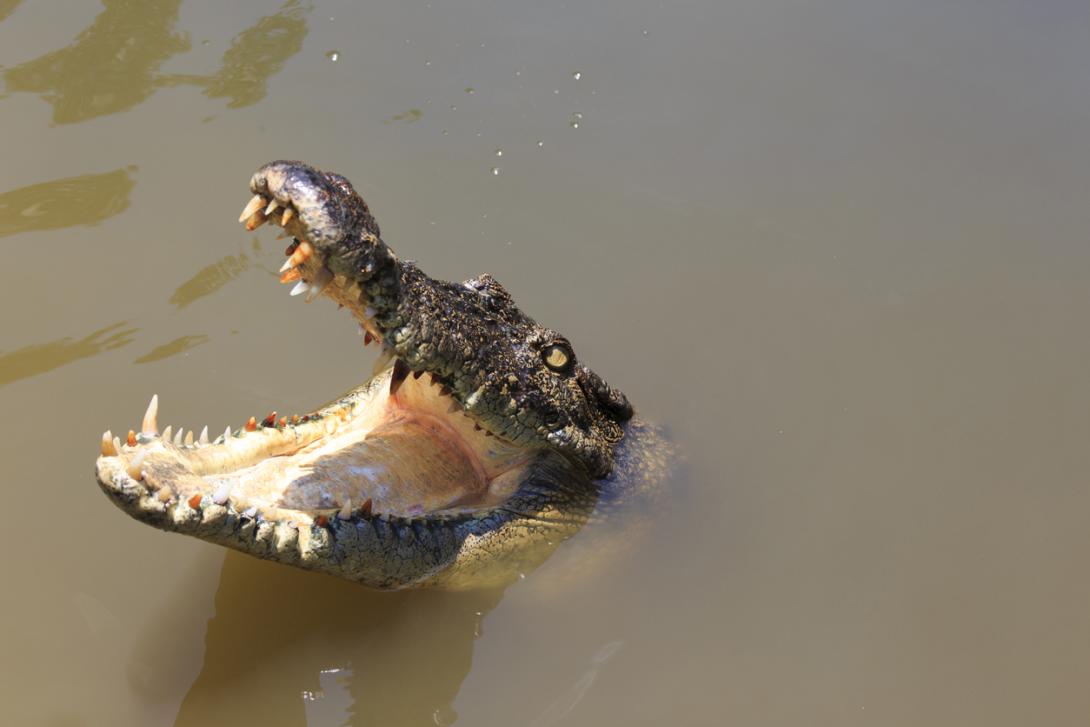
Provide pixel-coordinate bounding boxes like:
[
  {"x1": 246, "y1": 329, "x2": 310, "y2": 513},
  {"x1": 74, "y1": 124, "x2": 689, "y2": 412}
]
[{"x1": 542, "y1": 343, "x2": 574, "y2": 374}]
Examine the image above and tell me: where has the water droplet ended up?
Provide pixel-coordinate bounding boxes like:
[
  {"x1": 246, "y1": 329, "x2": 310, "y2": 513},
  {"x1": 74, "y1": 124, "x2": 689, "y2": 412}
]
[
  {"x1": 491, "y1": 167, "x2": 500, "y2": 176},
  {"x1": 325, "y1": 50, "x2": 340, "y2": 62},
  {"x1": 553, "y1": 89, "x2": 560, "y2": 94},
  {"x1": 570, "y1": 111, "x2": 583, "y2": 129},
  {"x1": 537, "y1": 140, "x2": 544, "y2": 147},
  {"x1": 642, "y1": 29, "x2": 649, "y2": 36},
  {"x1": 200, "y1": 39, "x2": 210, "y2": 47},
  {"x1": 572, "y1": 71, "x2": 582, "y2": 80},
  {"x1": 450, "y1": 105, "x2": 457, "y2": 111},
  {"x1": 464, "y1": 87, "x2": 475, "y2": 94},
  {"x1": 495, "y1": 149, "x2": 503, "y2": 157},
  {"x1": 425, "y1": 60, "x2": 431, "y2": 66}
]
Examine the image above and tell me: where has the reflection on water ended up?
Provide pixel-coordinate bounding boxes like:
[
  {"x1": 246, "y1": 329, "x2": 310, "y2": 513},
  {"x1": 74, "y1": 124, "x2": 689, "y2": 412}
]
[
  {"x1": 134, "y1": 334, "x2": 210, "y2": 364},
  {"x1": 3, "y1": 0, "x2": 189, "y2": 124},
  {"x1": 0, "y1": 321, "x2": 136, "y2": 388},
  {"x1": 198, "y1": 1, "x2": 308, "y2": 109},
  {"x1": 0, "y1": 168, "x2": 135, "y2": 237},
  {"x1": 172, "y1": 553, "x2": 504, "y2": 727},
  {"x1": 3, "y1": 0, "x2": 309, "y2": 124},
  {"x1": 0, "y1": 0, "x2": 23, "y2": 23},
  {"x1": 168, "y1": 252, "x2": 251, "y2": 309}
]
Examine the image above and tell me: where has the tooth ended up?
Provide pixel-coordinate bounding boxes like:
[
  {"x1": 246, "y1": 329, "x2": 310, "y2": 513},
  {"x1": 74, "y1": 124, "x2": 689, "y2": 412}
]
[
  {"x1": 127, "y1": 450, "x2": 147, "y2": 481},
  {"x1": 360, "y1": 498, "x2": 373, "y2": 518},
  {"x1": 306, "y1": 267, "x2": 334, "y2": 301},
  {"x1": 245, "y1": 212, "x2": 267, "y2": 231},
  {"x1": 161, "y1": 425, "x2": 172, "y2": 442},
  {"x1": 173, "y1": 428, "x2": 184, "y2": 446},
  {"x1": 357, "y1": 323, "x2": 366, "y2": 335},
  {"x1": 127, "y1": 430, "x2": 137, "y2": 447},
  {"x1": 278, "y1": 257, "x2": 296, "y2": 273},
  {"x1": 140, "y1": 394, "x2": 159, "y2": 435},
  {"x1": 101, "y1": 431, "x2": 116, "y2": 456},
  {"x1": 280, "y1": 267, "x2": 302, "y2": 283},
  {"x1": 245, "y1": 416, "x2": 257, "y2": 432},
  {"x1": 212, "y1": 482, "x2": 231, "y2": 505},
  {"x1": 465, "y1": 386, "x2": 486, "y2": 410},
  {"x1": 282, "y1": 207, "x2": 294, "y2": 225},
  {"x1": 239, "y1": 194, "x2": 265, "y2": 223},
  {"x1": 199, "y1": 426, "x2": 209, "y2": 445},
  {"x1": 264, "y1": 198, "x2": 280, "y2": 216},
  {"x1": 184, "y1": 430, "x2": 193, "y2": 447},
  {"x1": 113, "y1": 436, "x2": 122, "y2": 454},
  {"x1": 223, "y1": 425, "x2": 232, "y2": 442},
  {"x1": 290, "y1": 281, "x2": 310, "y2": 296},
  {"x1": 338, "y1": 498, "x2": 353, "y2": 520}
]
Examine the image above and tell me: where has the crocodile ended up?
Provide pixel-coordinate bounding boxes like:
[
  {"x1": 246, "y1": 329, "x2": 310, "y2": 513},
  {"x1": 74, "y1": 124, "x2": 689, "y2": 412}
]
[{"x1": 95, "y1": 160, "x2": 665, "y2": 589}]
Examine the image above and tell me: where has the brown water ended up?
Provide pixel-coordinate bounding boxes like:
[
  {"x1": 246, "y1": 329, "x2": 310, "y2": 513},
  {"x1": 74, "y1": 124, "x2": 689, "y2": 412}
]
[{"x1": 3, "y1": 1, "x2": 1090, "y2": 725}]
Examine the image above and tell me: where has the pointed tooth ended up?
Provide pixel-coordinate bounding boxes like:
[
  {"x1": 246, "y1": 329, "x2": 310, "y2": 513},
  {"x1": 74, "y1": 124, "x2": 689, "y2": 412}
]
[
  {"x1": 465, "y1": 385, "x2": 486, "y2": 410},
  {"x1": 212, "y1": 482, "x2": 231, "y2": 505},
  {"x1": 127, "y1": 430, "x2": 137, "y2": 447},
  {"x1": 390, "y1": 358, "x2": 411, "y2": 396},
  {"x1": 290, "y1": 281, "x2": 310, "y2": 296},
  {"x1": 264, "y1": 198, "x2": 280, "y2": 216},
  {"x1": 447, "y1": 400, "x2": 461, "y2": 414},
  {"x1": 113, "y1": 436, "x2": 122, "y2": 455},
  {"x1": 282, "y1": 207, "x2": 294, "y2": 225},
  {"x1": 360, "y1": 498, "x2": 373, "y2": 518},
  {"x1": 199, "y1": 426, "x2": 209, "y2": 445},
  {"x1": 279, "y1": 257, "x2": 296, "y2": 273},
  {"x1": 173, "y1": 428, "x2": 184, "y2": 446},
  {"x1": 101, "y1": 431, "x2": 116, "y2": 456},
  {"x1": 239, "y1": 194, "x2": 265, "y2": 223},
  {"x1": 338, "y1": 498, "x2": 353, "y2": 520},
  {"x1": 306, "y1": 267, "x2": 334, "y2": 301},
  {"x1": 141, "y1": 394, "x2": 159, "y2": 436},
  {"x1": 184, "y1": 430, "x2": 193, "y2": 447},
  {"x1": 162, "y1": 425, "x2": 173, "y2": 442},
  {"x1": 223, "y1": 425, "x2": 232, "y2": 442},
  {"x1": 127, "y1": 450, "x2": 147, "y2": 481}
]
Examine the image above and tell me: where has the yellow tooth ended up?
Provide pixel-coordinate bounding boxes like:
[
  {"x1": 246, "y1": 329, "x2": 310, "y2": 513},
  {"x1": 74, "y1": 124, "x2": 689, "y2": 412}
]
[
  {"x1": 141, "y1": 394, "x2": 159, "y2": 436},
  {"x1": 127, "y1": 450, "x2": 146, "y2": 480},
  {"x1": 101, "y1": 430, "x2": 116, "y2": 456},
  {"x1": 112, "y1": 436, "x2": 122, "y2": 455},
  {"x1": 239, "y1": 194, "x2": 265, "y2": 223},
  {"x1": 162, "y1": 425, "x2": 173, "y2": 442},
  {"x1": 184, "y1": 430, "x2": 194, "y2": 447},
  {"x1": 199, "y1": 426, "x2": 209, "y2": 445},
  {"x1": 264, "y1": 198, "x2": 280, "y2": 216},
  {"x1": 282, "y1": 207, "x2": 294, "y2": 225},
  {"x1": 173, "y1": 428, "x2": 184, "y2": 446},
  {"x1": 338, "y1": 498, "x2": 353, "y2": 520}
]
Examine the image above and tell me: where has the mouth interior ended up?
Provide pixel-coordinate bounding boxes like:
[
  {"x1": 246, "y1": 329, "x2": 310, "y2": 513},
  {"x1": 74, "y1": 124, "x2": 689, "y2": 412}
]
[{"x1": 199, "y1": 368, "x2": 534, "y2": 520}]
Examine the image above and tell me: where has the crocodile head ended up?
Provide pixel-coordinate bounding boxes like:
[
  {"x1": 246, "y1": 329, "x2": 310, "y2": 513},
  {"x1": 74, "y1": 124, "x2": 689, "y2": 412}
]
[{"x1": 95, "y1": 161, "x2": 635, "y2": 589}]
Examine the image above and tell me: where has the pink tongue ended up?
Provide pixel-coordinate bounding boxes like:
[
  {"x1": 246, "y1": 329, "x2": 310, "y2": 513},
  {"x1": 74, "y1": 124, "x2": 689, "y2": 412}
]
[{"x1": 276, "y1": 413, "x2": 487, "y2": 516}]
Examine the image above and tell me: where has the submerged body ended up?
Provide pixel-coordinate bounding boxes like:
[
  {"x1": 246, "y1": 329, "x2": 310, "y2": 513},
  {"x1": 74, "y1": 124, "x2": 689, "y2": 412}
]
[{"x1": 95, "y1": 161, "x2": 666, "y2": 589}]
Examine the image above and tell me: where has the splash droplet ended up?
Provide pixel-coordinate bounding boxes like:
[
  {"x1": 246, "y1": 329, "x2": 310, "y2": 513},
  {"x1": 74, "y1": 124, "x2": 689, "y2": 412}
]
[
  {"x1": 465, "y1": 87, "x2": 475, "y2": 94},
  {"x1": 572, "y1": 71, "x2": 582, "y2": 80},
  {"x1": 536, "y1": 140, "x2": 544, "y2": 148},
  {"x1": 495, "y1": 149, "x2": 503, "y2": 157},
  {"x1": 491, "y1": 167, "x2": 500, "y2": 176},
  {"x1": 325, "y1": 50, "x2": 340, "y2": 62}
]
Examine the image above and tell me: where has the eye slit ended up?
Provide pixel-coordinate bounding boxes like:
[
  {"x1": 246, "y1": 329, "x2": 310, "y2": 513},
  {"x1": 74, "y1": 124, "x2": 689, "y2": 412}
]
[{"x1": 542, "y1": 343, "x2": 574, "y2": 373}]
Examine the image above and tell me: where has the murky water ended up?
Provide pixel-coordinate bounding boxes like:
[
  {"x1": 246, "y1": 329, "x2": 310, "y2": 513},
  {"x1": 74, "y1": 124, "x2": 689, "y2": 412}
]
[{"x1": 3, "y1": 0, "x2": 1090, "y2": 724}]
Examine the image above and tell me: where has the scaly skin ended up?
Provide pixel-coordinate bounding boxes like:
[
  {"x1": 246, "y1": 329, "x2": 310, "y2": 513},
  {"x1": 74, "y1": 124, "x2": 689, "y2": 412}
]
[{"x1": 95, "y1": 161, "x2": 665, "y2": 589}]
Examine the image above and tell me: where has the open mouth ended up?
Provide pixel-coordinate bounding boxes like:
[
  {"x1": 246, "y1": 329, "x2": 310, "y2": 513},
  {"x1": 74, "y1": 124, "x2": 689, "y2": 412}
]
[{"x1": 96, "y1": 173, "x2": 545, "y2": 537}]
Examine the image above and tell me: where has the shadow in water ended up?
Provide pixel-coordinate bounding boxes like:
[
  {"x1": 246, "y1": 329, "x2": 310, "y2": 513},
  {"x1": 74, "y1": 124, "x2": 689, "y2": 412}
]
[
  {"x1": 3, "y1": 0, "x2": 309, "y2": 124},
  {"x1": 0, "y1": 0, "x2": 24, "y2": 24},
  {"x1": 2, "y1": 0, "x2": 190, "y2": 125},
  {"x1": 133, "y1": 334, "x2": 210, "y2": 364},
  {"x1": 0, "y1": 168, "x2": 135, "y2": 237},
  {"x1": 173, "y1": 553, "x2": 505, "y2": 727},
  {"x1": 0, "y1": 321, "x2": 136, "y2": 388}
]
